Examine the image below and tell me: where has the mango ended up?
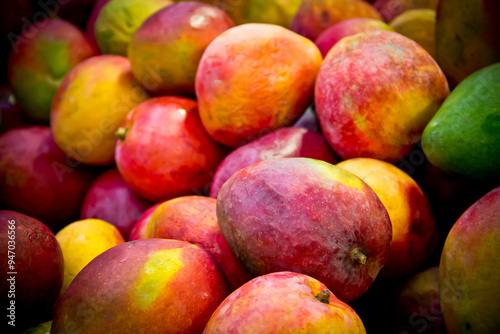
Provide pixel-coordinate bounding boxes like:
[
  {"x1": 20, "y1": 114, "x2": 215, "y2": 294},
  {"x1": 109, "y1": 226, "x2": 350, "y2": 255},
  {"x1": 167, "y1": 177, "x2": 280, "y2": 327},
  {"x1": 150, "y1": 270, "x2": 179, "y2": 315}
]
[
  {"x1": 435, "y1": 0, "x2": 500, "y2": 86},
  {"x1": 422, "y1": 63, "x2": 500, "y2": 180},
  {"x1": 217, "y1": 157, "x2": 392, "y2": 302},
  {"x1": 128, "y1": 2, "x2": 234, "y2": 95},
  {"x1": 94, "y1": 0, "x2": 173, "y2": 56},
  {"x1": 439, "y1": 186, "x2": 500, "y2": 333},
  {"x1": 55, "y1": 218, "x2": 125, "y2": 295},
  {"x1": 315, "y1": 30, "x2": 449, "y2": 162},
  {"x1": 51, "y1": 239, "x2": 229, "y2": 333},
  {"x1": 389, "y1": 9, "x2": 436, "y2": 59},
  {"x1": 290, "y1": 0, "x2": 381, "y2": 41},
  {"x1": 51, "y1": 55, "x2": 149, "y2": 165},
  {"x1": 196, "y1": 23, "x2": 322, "y2": 147},
  {"x1": 7, "y1": 18, "x2": 96, "y2": 123}
]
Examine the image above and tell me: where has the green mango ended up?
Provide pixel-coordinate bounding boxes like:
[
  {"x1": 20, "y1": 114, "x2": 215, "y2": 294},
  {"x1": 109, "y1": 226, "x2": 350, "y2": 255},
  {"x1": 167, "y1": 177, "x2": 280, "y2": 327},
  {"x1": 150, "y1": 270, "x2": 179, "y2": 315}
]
[
  {"x1": 422, "y1": 63, "x2": 500, "y2": 180},
  {"x1": 435, "y1": 0, "x2": 500, "y2": 87}
]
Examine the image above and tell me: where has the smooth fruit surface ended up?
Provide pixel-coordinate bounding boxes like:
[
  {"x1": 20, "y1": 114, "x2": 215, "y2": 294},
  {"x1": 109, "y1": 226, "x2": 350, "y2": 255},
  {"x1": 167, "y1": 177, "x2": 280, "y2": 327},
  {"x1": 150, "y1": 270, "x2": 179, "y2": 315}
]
[
  {"x1": 147, "y1": 196, "x2": 253, "y2": 290},
  {"x1": 314, "y1": 18, "x2": 393, "y2": 58},
  {"x1": 393, "y1": 267, "x2": 445, "y2": 333},
  {"x1": 55, "y1": 218, "x2": 125, "y2": 295},
  {"x1": 0, "y1": 126, "x2": 94, "y2": 230},
  {"x1": 435, "y1": 0, "x2": 500, "y2": 86},
  {"x1": 204, "y1": 271, "x2": 367, "y2": 333},
  {"x1": 7, "y1": 18, "x2": 96, "y2": 123},
  {"x1": 94, "y1": 0, "x2": 173, "y2": 55},
  {"x1": 115, "y1": 96, "x2": 225, "y2": 202},
  {"x1": 290, "y1": 0, "x2": 382, "y2": 41},
  {"x1": 51, "y1": 239, "x2": 230, "y2": 334},
  {"x1": 439, "y1": 186, "x2": 500, "y2": 334},
  {"x1": 337, "y1": 158, "x2": 437, "y2": 280},
  {"x1": 0, "y1": 211, "x2": 63, "y2": 330},
  {"x1": 128, "y1": 1, "x2": 234, "y2": 95},
  {"x1": 422, "y1": 63, "x2": 500, "y2": 180},
  {"x1": 80, "y1": 168, "x2": 151, "y2": 239},
  {"x1": 128, "y1": 203, "x2": 161, "y2": 241},
  {"x1": 389, "y1": 9, "x2": 436, "y2": 58}
]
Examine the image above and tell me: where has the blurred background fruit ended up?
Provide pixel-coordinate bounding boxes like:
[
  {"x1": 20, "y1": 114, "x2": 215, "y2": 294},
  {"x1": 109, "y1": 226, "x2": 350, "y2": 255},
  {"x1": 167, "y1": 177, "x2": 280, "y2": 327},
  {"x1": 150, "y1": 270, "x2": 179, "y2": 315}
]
[
  {"x1": 7, "y1": 18, "x2": 96, "y2": 123},
  {"x1": 435, "y1": 0, "x2": 500, "y2": 86},
  {"x1": 290, "y1": 0, "x2": 381, "y2": 41},
  {"x1": 128, "y1": 1, "x2": 234, "y2": 96},
  {"x1": 389, "y1": 9, "x2": 436, "y2": 58},
  {"x1": 94, "y1": 0, "x2": 173, "y2": 56},
  {"x1": 0, "y1": 126, "x2": 95, "y2": 230},
  {"x1": 210, "y1": 127, "x2": 338, "y2": 198},
  {"x1": 80, "y1": 168, "x2": 152, "y2": 240},
  {"x1": 314, "y1": 17, "x2": 393, "y2": 58}
]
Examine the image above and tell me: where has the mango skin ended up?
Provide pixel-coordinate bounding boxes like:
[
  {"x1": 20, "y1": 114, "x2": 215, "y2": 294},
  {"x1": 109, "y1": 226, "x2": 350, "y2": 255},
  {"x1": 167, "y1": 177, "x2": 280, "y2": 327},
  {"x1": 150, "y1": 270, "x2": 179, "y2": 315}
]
[
  {"x1": 51, "y1": 55, "x2": 149, "y2": 165},
  {"x1": 421, "y1": 63, "x2": 500, "y2": 181},
  {"x1": 389, "y1": 9, "x2": 436, "y2": 59},
  {"x1": 439, "y1": 186, "x2": 500, "y2": 334},
  {"x1": 217, "y1": 157, "x2": 392, "y2": 302},
  {"x1": 435, "y1": 0, "x2": 500, "y2": 86},
  {"x1": 178, "y1": 0, "x2": 302, "y2": 27},
  {"x1": 0, "y1": 211, "x2": 63, "y2": 331},
  {"x1": 393, "y1": 267, "x2": 446, "y2": 333},
  {"x1": 314, "y1": 18, "x2": 393, "y2": 58},
  {"x1": 0, "y1": 127, "x2": 94, "y2": 230},
  {"x1": 129, "y1": 203, "x2": 161, "y2": 241},
  {"x1": 80, "y1": 168, "x2": 151, "y2": 240},
  {"x1": 115, "y1": 96, "x2": 225, "y2": 202},
  {"x1": 374, "y1": 0, "x2": 438, "y2": 22},
  {"x1": 94, "y1": 0, "x2": 173, "y2": 56},
  {"x1": 7, "y1": 18, "x2": 96, "y2": 123},
  {"x1": 315, "y1": 30, "x2": 449, "y2": 163},
  {"x1": 147, "y1": 196, "x2": 253, "y2": 290},
  {"x1": 290, "y1": 0, "x2": 382, "y2": 41},
  {"x1": 21, "y1": 321, "x2": 52, "y2": 334},
  {"x1": 337, "y1": 158, "x2": 438, "y2": 280},
  {"x1": 51, "y1": 239, "x2": 230, "y2": 334},
  {"x1": 196, "y1": 23, "x2": 322, "y2": 147},
  {"x1": 128, "y1": 2, "x2": 234, "y2": 96},
  {"x1": 204, "y1": 271, "x2": 366, "y2": 333},
  {"x1": 209, "y1": 127, "x2": 338, "y2": 198},
  {"x1": 55, "y1": 219, "x2": 125, "y2": 295}
]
